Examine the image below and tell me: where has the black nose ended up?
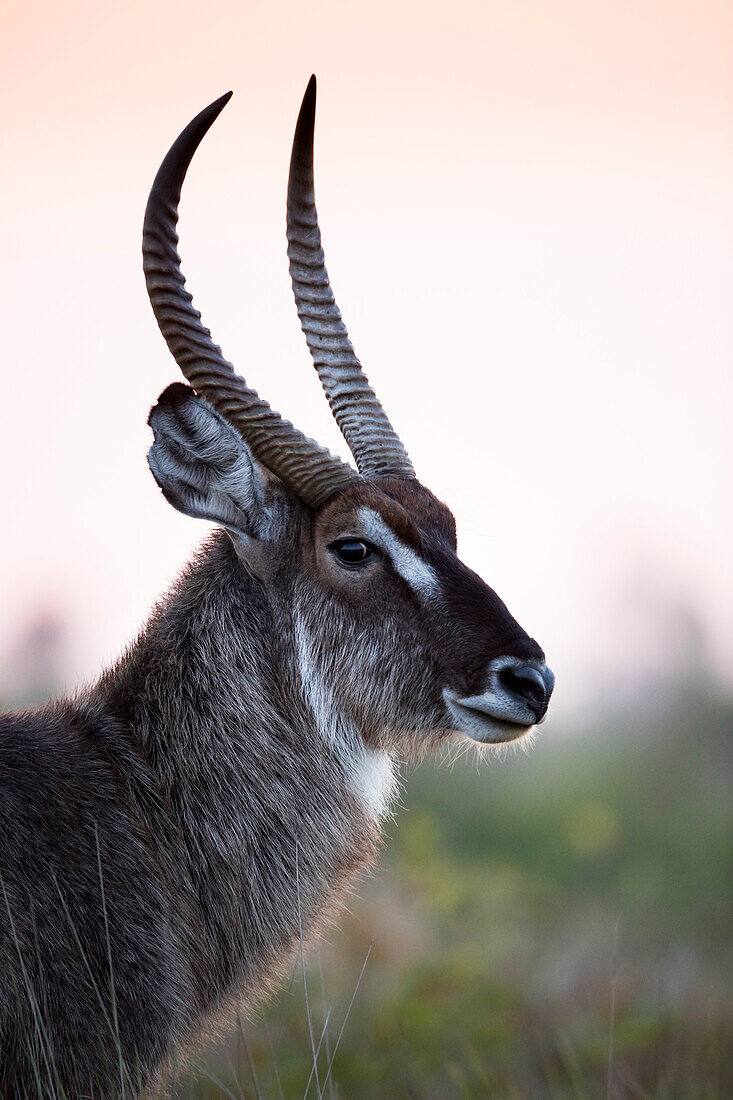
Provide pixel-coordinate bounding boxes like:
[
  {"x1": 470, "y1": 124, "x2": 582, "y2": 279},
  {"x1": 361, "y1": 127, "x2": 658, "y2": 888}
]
[{"x1": 498, "y1": 664, "x2": 554, "y2": 718}]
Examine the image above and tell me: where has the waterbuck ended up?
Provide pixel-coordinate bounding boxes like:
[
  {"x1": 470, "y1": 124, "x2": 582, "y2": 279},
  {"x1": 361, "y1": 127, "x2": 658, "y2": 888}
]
[{"x1": 0, "y1": 77, "x2": 554, "y2": 1098}]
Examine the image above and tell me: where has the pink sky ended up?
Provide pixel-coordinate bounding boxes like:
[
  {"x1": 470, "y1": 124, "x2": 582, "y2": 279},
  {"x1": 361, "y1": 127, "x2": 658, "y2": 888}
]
[{"x1": 1, "y1": 0, "x2": 731, "y2": 718}]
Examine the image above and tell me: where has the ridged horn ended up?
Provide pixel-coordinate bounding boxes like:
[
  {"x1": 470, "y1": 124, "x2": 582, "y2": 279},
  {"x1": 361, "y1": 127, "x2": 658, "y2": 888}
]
[
  {"x1": 143, "y1": 92, "x2": 360, "y2": 508},
  {"x1": 287, "y1": 76, "x2": 416, "y2": 481}
]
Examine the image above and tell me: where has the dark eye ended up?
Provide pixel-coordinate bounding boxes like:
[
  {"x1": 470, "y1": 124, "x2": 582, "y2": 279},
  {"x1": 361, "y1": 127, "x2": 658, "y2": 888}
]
[{"x1": 330, "y1": 538, "x2": 375, "y2": 566}]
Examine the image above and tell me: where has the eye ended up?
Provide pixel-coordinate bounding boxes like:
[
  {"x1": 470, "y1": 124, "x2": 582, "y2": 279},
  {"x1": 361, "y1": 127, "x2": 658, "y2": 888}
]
[{"x1": 329, "y1": 538, "x2": 376, "y2": 567}]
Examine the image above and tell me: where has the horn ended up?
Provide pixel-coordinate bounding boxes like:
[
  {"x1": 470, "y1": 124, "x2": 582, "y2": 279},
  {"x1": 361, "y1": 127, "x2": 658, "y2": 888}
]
[
  {"x1": 287, "y1": 76, "x2": 415, "y2": 481},
  {"x1": 143, "y1": 92, "x2": 360, "y2": 508}
]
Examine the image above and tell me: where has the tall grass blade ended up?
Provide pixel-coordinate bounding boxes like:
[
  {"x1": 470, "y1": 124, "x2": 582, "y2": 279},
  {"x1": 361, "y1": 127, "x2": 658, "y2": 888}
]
[
  {"x1": 50, "y1": 869, "x2": 133, "y2": 1096},
  {"x1": 295, "y1": 840, "x2": 322, "y2": 1099},
  {"x1": 320, "y1": 941, "x2": 373, "y2": 1095},
  {"x1": 317, "y1": 951, "x2": 335, "y2": 1100},
  {"x1": 1, "y1": 873, "x2": 60, "y2": 1099},
  {"x1": 302, "y1": 1007, "x2": 333, "y2": 1099},
  {"x1": 236, "y1": 1011, "x2": 263, "y2": 1100},
  {"x1": 95, "y1": 823, "x2": 127, "y2": 1099}
]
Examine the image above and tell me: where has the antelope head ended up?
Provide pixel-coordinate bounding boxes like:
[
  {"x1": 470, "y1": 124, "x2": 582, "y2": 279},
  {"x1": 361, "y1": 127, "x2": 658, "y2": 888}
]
[{"x1": 143, "y1": 77, "x2": 554, "y2": 756}]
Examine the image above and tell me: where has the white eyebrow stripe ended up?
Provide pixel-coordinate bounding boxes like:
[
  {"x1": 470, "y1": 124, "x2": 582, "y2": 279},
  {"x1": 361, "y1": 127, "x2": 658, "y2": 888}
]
[{"x1": 359, "y1": 507, "x2": 440, "y2": 599}]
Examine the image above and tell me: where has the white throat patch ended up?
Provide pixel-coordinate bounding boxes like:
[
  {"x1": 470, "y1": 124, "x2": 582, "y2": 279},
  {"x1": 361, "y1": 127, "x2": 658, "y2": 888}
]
[
  {"x1": 358, "y1": 508, "x2": 440, "y2": 599},
  {"x1": 295, "y1": 612, "x2": 397, "y2": 822},
  {"x1": 351, "y1": 746, "x2": 398, "y2": 820}
]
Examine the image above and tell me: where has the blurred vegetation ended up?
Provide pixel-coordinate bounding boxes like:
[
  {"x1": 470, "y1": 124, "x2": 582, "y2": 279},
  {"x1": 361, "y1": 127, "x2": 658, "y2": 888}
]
[{"x1": 169, "y1": 692, "x2": 732, "y2": 1099}]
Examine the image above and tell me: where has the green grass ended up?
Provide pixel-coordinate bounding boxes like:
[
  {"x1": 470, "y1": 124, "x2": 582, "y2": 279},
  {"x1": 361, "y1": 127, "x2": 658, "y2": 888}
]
[{"x1": 171, "y1": 694, "x2": 733, "y2": 1098}]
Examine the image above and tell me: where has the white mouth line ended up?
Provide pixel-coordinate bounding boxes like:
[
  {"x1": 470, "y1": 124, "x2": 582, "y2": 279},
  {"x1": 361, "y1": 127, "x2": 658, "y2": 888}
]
[
  {"x1": 443, "y1": 688, "x2": 535, "y2": 744},
  {"x1": 451, "y1": 689, "x2": 537, "y2": 727}
]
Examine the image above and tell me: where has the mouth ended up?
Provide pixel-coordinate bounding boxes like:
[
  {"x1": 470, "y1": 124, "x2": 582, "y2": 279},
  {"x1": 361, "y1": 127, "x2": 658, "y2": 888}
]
[
  {"x1": 442, "y1": 657, "x2": 553, "y2": 745},
  {"x1": 443, "y1": 690, "x2": 536, "y2": 744}
]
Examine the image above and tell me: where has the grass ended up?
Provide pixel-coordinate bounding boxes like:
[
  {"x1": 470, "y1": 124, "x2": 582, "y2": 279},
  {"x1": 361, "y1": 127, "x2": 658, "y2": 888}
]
[{"x1": 170, "y1": 692, "x2": 732, "y2": 1098}]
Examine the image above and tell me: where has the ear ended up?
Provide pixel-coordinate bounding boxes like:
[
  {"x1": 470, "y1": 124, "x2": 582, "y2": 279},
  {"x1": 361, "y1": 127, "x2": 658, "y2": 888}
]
[{"x1": 147, "y1": 383, "x2": 272, "y2": 544}]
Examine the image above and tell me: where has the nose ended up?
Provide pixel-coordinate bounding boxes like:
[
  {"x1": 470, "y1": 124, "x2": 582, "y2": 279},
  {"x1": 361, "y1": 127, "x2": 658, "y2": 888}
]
[
  {"x1": 443, "y1": 657, "x2": 555, "y2": 742},
  {"x1": 498, "y1": 663, "x2": 554, "y2": 720}
]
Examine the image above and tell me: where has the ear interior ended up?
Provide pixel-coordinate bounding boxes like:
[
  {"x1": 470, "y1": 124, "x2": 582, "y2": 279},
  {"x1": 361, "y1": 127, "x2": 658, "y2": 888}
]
[{"x1": 147, "y1": 383, "x2": 270, "y2": 542}]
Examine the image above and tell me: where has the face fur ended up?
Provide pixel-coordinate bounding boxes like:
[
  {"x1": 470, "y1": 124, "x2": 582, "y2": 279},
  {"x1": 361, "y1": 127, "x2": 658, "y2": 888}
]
[
  {"x1": 292, "y1": 478, "x2": 552, "y2": 755},
  {"x1": 147, "y1": 385, "x2": 554, "y2": 757}
]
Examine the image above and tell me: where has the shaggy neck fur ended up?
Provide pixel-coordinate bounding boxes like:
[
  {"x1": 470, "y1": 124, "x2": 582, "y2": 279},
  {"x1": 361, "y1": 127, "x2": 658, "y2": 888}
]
[
  {"x1": 0, "y1": 531, "x2": 395, "y2": 1096},
  {"x1": 95, "y1": 532, "x2": 392, "y2": 1017}
]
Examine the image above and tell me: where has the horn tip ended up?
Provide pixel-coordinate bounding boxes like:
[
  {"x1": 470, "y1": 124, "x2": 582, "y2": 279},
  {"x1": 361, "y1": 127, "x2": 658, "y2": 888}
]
[
  {"x1": 294, "y1": 76, "x2": 317, "y2": 146},
  {"x1": 210, "y1": 90, "x2": 234, "y2": 115},
  {"x1": 302, "y1": 74, "x2": 317, "y2": 111}
]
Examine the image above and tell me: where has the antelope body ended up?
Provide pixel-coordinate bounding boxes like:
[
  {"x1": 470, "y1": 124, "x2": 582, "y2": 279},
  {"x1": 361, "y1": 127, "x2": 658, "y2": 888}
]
[{"x1": 0, "y1": 79, "x2": 553, "y2": 1098}]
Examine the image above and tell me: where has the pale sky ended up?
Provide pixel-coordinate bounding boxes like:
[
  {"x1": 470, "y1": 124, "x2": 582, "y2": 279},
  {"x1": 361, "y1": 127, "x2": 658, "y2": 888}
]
[{"x1": 1, "y1": 0, "x2": 731, "y2": 720}]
